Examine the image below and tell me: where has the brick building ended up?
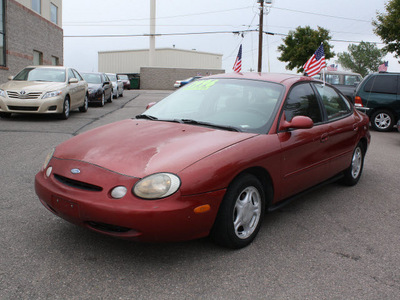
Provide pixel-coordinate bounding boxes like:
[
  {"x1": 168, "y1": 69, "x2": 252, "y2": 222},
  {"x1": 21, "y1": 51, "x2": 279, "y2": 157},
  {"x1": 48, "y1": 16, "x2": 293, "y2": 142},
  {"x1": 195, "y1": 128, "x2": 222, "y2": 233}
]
[{"x1": 0, "y1": 0, "x2": 63, "y2": 83}]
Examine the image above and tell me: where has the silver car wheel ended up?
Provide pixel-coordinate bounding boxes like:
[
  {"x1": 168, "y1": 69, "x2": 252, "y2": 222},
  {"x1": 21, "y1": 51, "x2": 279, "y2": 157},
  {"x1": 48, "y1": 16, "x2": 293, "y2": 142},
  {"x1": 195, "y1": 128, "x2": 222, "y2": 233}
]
[
  {"x1": 351, "y1": 146, "x2": 362, "y2": 179},
  {"x1": 374, "y1": 112, "x2": 391, "y2": 130},
  {"x1": 233, "y1": 186, "x2": 261, "y2": 239},
  {"x1": 64, "y1": 99, "x2": 70, "y2": 118}
]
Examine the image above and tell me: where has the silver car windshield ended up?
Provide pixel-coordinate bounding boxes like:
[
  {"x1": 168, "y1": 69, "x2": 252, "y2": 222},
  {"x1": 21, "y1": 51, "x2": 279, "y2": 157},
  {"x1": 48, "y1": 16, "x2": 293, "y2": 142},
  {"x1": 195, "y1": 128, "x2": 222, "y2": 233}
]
[
  {"x1": 13, "y1": 68, "x2": 66, "y2": 82},
  {"x1": 144, "y1": 78, "x2": 284, "y2": 134}
]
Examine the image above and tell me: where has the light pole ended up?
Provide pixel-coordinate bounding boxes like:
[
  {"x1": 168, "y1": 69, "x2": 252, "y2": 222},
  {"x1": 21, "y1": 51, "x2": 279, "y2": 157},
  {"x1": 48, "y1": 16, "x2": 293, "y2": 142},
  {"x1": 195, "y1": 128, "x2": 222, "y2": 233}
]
[{"x1": 257, "y1": 0, "x2": 273, "y2": 72}]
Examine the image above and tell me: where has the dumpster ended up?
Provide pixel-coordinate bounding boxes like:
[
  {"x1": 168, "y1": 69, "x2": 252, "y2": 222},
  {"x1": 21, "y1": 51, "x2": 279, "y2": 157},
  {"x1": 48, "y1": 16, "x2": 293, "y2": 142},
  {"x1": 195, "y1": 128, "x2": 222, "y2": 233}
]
[{"x1": 130, "y1": 77, "x2": 140, "y2": 89}]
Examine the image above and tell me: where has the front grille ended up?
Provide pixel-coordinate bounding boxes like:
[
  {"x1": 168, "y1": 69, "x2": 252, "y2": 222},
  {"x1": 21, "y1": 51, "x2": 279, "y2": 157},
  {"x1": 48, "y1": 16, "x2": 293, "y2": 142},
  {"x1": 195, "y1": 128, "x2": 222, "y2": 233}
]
[
  {"x1": 86, "y1": 221, "x2": 132, "y2": 233},
  {"x1": 54, "y1": 174, "x2": 103, "y2": 192},
  {"x1": 7, "y1": 91, "x2": 42, "y2": 99},
  {"x1": 8, "y1": 105, "x2": 38, "y2": 111}
]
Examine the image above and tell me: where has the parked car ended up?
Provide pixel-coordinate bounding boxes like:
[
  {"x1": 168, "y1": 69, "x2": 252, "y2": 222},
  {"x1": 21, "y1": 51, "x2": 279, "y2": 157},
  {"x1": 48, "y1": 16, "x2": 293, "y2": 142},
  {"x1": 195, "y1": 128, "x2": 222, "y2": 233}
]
[
  {"x1": 313, "y1": 71, "x2": 362, "y2": 101},
  {"x1": 354, "y1": 72, "x2": 400, "y2": 132},
  {"x1": 81, "y1": 72, "x2": 113, "y2": 106},
  {"x1": 396, "y1": 120, "x2": 400, "y2": 133},
  {"x1": 35, "y1": 73, "x2": 370, "y2": 249},
  {"x1": 174, "y1": 76, "x2": 202, "y2": 88},
  {"x1": 0, "y1": 66, "x2": 88, "y2": 119},
  {"x1": 118, "y1": 74, "x2": 130, "y2": 90},
  {"x1": 106, "y1": 73, "x2": 124, "y2": 99}
]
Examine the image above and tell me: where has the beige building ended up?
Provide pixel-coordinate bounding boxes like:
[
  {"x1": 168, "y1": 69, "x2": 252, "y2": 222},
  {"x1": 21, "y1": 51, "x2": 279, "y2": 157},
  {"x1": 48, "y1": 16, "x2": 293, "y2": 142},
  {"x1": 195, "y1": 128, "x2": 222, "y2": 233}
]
[
  {"x1": 0, "y1": 0, "x2": 63, "y2": 83},
  {"x1": 98, "y1": 48, "x2": 223, "y2": 74}
]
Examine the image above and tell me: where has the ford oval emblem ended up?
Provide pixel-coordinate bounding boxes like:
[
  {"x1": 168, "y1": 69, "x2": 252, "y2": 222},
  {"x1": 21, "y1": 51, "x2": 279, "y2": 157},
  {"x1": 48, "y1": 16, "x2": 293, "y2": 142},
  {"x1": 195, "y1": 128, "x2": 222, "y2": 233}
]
[{"x1": 71, "y1": 168, "x2": 81, "y2": 174}]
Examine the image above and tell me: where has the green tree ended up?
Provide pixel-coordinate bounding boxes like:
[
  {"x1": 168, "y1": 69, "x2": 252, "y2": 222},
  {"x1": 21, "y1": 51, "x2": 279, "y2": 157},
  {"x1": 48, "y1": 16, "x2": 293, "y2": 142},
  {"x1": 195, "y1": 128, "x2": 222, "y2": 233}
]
[
  {"x1": 337, "y1": 42, "x2": 386, "y2": 77},
  {"x1": 277, "y1": 26, "x2": 334, "y2": 73},
  {"x1": 373, "y1": 0, "x2": 400, "y2": 60}
]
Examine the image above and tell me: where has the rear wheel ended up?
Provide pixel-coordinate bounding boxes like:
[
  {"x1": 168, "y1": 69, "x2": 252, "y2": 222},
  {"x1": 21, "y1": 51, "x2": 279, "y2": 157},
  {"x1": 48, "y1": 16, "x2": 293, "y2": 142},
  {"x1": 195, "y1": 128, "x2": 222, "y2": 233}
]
[
  {"x1": 100, "y1": 93, "x2": 105, "y2": 107},
  {"x1": 371, "y1": 110, "x2": 394, "y2": 132},
  {"x1": 341, "y1": 142, "x2": 365, "y2": 186},
  {"x1": 211, "y1": 174, "x2": 265, "y2": 249},
  {"x1": 79, "y1": 94, "x2": 88, "y2": 112}
]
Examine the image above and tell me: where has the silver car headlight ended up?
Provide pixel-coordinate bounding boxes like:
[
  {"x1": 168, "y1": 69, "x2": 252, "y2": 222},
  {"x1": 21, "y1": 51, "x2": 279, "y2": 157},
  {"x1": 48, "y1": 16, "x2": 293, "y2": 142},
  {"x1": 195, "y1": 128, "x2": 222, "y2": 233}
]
[
  {"x1": 42, "y1": 148, "x2": 55, "y2": 170},
  {"x1": 0, "y1": 89, "x2": 6, "y2": 97},
  {"x1": 133, "y1": 173, "x2": 181, "y2": 199},
  {"x1": 42, "y1": 90, "x2": 62, "y2": 99}
]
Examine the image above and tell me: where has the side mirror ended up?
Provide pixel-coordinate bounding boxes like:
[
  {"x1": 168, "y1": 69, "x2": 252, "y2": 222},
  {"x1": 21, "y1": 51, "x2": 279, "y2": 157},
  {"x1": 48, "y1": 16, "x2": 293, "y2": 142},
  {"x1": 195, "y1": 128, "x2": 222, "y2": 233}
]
[
  {"x1": 69, "y1": 78, "x2": 78, "y2": 84},
  {"x1": 146, "y1": 102, "x2": 156, "y2": 110},
  {"x1": 281, "y1": 116, "x2": 314, "y2": 130},
  {"x1": 8, "y1": 76, "x2": 14, "y2": 80}
]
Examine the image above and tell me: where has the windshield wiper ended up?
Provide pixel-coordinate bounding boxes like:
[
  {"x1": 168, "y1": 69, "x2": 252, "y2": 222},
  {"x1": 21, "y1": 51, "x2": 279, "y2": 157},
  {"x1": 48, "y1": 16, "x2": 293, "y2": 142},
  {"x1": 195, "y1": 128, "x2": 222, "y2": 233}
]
[
  {"x1": 135, "y1": 114, "x2": 158, "y2": 120},
  {"x1": 179, "y1": 119, "x2": 241, "y2": 132}
]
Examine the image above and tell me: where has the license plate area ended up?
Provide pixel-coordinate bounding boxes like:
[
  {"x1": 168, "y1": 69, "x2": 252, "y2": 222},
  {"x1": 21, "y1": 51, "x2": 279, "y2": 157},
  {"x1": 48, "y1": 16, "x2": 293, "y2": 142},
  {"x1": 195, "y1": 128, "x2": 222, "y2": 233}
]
[{"x1": 51, "y1": 196, "x2": 79, "y2": 218}]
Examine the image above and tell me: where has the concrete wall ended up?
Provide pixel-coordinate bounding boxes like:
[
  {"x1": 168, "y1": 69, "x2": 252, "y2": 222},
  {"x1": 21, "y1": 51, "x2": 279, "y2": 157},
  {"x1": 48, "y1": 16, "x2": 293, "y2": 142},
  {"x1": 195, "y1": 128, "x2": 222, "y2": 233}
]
[
  {"x1": 140, "y1": 67, "x2": 225, "y2": 90},
  {"x1": 0, "y1": 0, "x2": 63, "y2": 83}
]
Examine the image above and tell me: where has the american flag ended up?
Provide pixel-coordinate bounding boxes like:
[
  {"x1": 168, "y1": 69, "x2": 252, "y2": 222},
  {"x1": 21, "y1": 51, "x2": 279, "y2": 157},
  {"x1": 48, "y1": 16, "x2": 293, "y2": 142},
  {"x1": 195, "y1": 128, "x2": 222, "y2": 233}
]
[
  {"x1": 233, "y1": 44, "x2": 242, "y2": 73},
  {"x1": 303, "y1": 44, "x2": 326, "y2": 77},
  {"x1": 327, "y1": 64, "x2": 337, "y2": 71},
  {"x1": 378, "y1": 61, "x2": 388, "y2": 72}
]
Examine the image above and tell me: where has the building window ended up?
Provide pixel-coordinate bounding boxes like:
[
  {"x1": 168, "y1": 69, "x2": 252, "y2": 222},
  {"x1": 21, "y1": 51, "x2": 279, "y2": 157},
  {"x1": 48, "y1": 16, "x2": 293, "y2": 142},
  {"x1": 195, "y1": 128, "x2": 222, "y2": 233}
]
[
  {"x1": 32, "y1": 0, "x2": 41, "y2": 14},
  {"x1": 51, "y1": 56, "x2": 59, "y2": 66},
  {"x1": 0, "y1": 0, "x2": 4, "y2": 66},
  {"x1": 50, "y1": 3, "x2": 58, "y2": 24},
  {"x1": 33, "y1": 50, "x2": 43, "y2": 65}
]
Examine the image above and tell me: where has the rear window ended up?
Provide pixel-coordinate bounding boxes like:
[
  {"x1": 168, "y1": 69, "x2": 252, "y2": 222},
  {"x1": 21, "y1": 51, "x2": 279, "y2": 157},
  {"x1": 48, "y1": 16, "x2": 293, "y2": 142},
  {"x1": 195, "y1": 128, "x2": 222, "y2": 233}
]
[{"x1": 364, "y1": 75, "x2": 398, "y2": 94}]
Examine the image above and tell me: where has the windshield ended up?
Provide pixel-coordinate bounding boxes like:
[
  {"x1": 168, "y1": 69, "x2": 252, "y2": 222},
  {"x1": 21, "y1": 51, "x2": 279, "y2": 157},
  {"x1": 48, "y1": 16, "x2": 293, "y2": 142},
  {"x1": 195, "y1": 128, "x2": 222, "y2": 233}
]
[
  {"x1": 144, "y1": 78, "x2": 284, "y2": 133},
  {"x1": 13, "y1": 68, "x2": 66, "y2": 82},
  {"x1": 119, "y1": 75, "x2": 129, "y2": 80},
  {"x1": 108, "y1": 74, "x2": 117, "y2": 81},
  {"x1": 82, "y1": 73, "x2": 102, "y2": 84}
]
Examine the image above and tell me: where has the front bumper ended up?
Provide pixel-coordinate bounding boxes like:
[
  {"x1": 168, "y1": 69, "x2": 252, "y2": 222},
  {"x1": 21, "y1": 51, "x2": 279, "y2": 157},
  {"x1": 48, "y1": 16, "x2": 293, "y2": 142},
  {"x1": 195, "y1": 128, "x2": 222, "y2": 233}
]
[
  {"x1": 0, "y1": 95, "x2": 64, "y2": 114},
  {"x1": 35, "y1": 158, "x2": 224, "y2": 242}
]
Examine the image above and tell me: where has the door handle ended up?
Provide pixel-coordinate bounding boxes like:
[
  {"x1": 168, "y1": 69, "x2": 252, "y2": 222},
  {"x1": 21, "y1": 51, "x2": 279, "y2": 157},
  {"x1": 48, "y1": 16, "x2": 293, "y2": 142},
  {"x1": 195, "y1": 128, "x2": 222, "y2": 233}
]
[{"x1": 320, "y1": 133, "x2": 329, "y2": 143}]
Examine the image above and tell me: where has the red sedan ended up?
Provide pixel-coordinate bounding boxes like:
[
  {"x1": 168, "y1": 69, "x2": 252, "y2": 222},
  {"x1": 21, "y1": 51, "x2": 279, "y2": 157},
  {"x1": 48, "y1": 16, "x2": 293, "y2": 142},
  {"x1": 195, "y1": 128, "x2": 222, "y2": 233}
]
[{"x1": 35, "y1": 73, "x2": 370, "y2": 249}]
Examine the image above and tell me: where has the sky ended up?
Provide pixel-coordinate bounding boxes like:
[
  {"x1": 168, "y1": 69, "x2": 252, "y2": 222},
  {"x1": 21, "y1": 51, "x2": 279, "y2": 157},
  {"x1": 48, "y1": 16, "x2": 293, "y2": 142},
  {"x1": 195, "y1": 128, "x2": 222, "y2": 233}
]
[{"x1": 62, "y1": 0, "x2": 397, "y2": 74}]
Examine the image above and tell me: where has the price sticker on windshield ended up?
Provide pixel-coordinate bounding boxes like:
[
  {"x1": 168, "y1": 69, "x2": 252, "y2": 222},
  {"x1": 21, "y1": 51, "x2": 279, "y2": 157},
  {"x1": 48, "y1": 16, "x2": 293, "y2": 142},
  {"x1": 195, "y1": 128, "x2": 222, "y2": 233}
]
[{"x1": 184, "y1": 79, "x2": 218, "y2": 90}]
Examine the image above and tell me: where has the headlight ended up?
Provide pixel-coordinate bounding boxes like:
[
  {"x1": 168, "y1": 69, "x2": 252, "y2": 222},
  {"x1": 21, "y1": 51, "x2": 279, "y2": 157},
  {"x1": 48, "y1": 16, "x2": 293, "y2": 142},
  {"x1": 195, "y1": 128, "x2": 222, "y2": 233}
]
[
  {"x1": 42, "y1": 90, "x2": 62, "y2": 99},
  {"x1": 133, "y1": 173, "x2": 181, "y2": 199},
  {"x1": 42, "y1": 148, "x2": 55, "y2": 170},
  {"x1": 0, "y1": 89, "x2": 6, "y2": 97}
]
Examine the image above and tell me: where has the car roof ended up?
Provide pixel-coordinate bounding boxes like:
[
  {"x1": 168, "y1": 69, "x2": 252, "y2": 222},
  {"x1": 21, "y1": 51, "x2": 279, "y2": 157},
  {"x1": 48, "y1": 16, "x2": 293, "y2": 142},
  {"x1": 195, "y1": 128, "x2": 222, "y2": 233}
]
[
  {"x1": 207, "y1": 72, "x2": 316, "y2": 86},
  {"x1": 319, "y1": 70, "x2": 362, "y2": 76},
  {"x1": 25, "y1": 65, "x2": 69, "y2": 70}
]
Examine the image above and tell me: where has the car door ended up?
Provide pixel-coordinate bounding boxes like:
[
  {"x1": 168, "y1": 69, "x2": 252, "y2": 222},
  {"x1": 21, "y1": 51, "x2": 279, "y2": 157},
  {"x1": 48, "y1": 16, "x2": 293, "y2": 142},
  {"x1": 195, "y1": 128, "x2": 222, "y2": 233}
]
[
  {"x1": 313, "y1": 83, "x2": 359, "y2": 175},
  {"x1": 277, "y1": 83, "x2": 332, "y2": 199},
  {"x1": 67, "y1": 68, "x2": 79, "y2": 108},
  {"x1": 72, "y1": 69, "x2": 86, "y2": 104}
]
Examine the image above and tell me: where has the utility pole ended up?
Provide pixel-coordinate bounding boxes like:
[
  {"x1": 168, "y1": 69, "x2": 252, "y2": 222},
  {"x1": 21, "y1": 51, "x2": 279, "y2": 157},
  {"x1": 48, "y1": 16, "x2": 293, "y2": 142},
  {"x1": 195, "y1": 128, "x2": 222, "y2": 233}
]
[
  {"x1": 149, "y1": 0, "x2": 156, "y2": 66},
  {"x1": 257, "y1": 0, "x2": 264, "y2": 72}
]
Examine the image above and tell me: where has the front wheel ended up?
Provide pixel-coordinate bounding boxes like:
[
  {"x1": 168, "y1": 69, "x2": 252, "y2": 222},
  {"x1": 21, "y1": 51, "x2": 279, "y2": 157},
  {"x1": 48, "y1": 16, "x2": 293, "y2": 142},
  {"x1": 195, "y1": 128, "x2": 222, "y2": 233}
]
[
  {"x1": 341, "y1": 142, "x2": 365, "y2": 186},
  {"x1": 211, "y1": 174, "x2": 265, "y2": 249},
  {"x1": 371, "y1": 110, "x2": 394, "y2": 132},
  {"x1": 59, "y1": 97, "x2": 70, "y2": 120}
]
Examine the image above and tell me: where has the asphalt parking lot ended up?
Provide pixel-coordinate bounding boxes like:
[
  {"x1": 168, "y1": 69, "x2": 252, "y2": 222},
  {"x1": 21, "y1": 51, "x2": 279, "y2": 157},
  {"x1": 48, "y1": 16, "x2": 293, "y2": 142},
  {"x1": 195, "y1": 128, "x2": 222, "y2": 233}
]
[{"x1": 1, "y1": 90, "x2": 399, "y2": 299}]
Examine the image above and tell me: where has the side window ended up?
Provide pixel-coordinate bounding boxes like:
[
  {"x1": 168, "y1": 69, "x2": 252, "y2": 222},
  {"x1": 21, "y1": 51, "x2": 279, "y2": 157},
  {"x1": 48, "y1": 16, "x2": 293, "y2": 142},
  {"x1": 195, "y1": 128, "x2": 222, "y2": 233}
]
[
  {"x1": 325, "y1": 74, "x2": 340, "y2": 85},
  {"x1": 364, "y1": 75, "x2": 397, "y2": 94},
  {"x1": 314, "y1": 84, "x2": 351, "y2": 121},
  {"x1": 72, "y1": 69, "x2": 83, "y2": 81},
  {"x1": 284, "y1": 83, "x2": 322, "y2": 123},
  {"x1": 68, "y1": 69, "x2": 76, "y2": 80}
]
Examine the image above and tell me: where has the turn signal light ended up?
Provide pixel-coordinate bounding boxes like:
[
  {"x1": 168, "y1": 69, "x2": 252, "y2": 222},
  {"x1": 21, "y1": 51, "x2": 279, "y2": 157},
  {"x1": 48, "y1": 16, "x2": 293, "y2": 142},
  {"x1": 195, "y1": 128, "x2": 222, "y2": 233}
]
[
  {"x1": 194, "y1": 204, "x2": 211, "y2": 214},
  {"x1": 354, "y1": 96, "x2": 363, "y2": 107}
]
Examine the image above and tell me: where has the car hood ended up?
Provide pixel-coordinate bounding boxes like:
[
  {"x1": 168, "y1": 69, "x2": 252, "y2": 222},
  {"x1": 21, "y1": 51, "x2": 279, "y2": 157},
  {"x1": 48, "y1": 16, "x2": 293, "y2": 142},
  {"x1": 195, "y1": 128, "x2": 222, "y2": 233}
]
[
  {"x1": 53, "y1": 119, "x2": 257, "y2": 178},
  {"x1": 87, "y1": 83, "x2": 102, "y2": 89},
  {"x1": 0, "y1": 80, "x2": 65, "y2": 91}
]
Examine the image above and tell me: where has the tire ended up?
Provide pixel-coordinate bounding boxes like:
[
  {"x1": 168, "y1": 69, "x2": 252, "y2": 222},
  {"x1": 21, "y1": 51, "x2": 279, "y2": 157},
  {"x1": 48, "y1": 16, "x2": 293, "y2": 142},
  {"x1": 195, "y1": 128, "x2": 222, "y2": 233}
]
[
  {"x1": 371, "y1": 110, "x2": 394, "y2": 132},
  {"x1": 119, "y1": 89, "x2": 123, "y2": 97},
  {"x1": 341, "y1": 142, "x2": 365, "y2": 186},
  {"x1": 0, "y1": 112, "x2": 11, "y2": 118},
  {"x1": 59, "y1": 97, "x2": 70, "y2": 120},
  {"x1": 100, "y1": 93, "x2": 105, "y2": 107},
  {"x1": 210, "y1": 174, "x2": 265, "y2": 249},
  {"x1": 79, "y1": 94, "x2": 88, "y2": 112}
]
